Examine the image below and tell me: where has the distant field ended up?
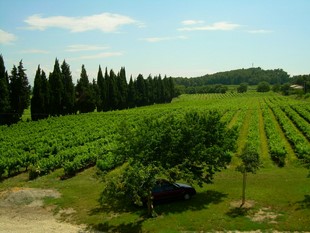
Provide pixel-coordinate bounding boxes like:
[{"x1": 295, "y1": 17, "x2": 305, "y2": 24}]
[{"x1": 0, "y1": 92, "x2": 310, "y2": 232}]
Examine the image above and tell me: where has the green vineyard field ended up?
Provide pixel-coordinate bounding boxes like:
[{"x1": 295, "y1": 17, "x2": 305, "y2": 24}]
[{"x1": 0, "y1": 91, "x2": 309, "y2": 179}]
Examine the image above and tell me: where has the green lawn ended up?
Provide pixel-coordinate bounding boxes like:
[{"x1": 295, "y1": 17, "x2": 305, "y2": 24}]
[{"x1": 1, "y1": 164, "x2": 309, "y2": 232}]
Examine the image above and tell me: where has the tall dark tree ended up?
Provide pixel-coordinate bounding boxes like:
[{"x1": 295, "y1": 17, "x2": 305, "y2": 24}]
[
  {"x1": 9, "y1": 61, "x2": 31, "y2": 123},
  {"x1": 96, "y1": 65, "x2": 105, "y2": 112},
  {"x1": 135, "y1": 74, "x2": 147, "y2": 106},
  {"x1": 127, "y1": 76, "x2": 136, "y2": 108},
  {"x1": 61, "y1": 60, "x2": 75, "y2": 114},
  {"x1": 49, "y1": 58, "x2": 63, "y2": 116},
  {"x1": 31, "y1": 66, "x2": 49, "y2": 120},
  {"x1": 117, "y1": 67, "x2": 128, "y2": 109},
  {"x1": 0, "y1": 55, "x2": 11, "y2": 125},
  {"x1": 103, "y1": 67, "x2": 110, "y2": 111},
  {"x1": 75, "y1": 65, "x2": 96, "y2": 113},
  {"x1": 108, "y1": 69, "x2": 120, "y2": 110}
]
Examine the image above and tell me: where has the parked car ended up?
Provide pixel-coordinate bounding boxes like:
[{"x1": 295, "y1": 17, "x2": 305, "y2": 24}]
[{"x1": 152, "y1": 179, "x2": 196, "y2": 203}]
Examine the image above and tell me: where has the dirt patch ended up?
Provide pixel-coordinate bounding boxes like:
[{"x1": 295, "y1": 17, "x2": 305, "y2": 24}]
[
  {"x1": 0, "y1": 187, "x2": 91, "y2": 233},
  {"x1": 250, "y1": 207, "x2": 281, "y2": 224}
]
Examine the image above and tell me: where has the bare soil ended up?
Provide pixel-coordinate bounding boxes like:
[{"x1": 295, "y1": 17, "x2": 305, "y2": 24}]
[{"x1": 0, "y1": 187, "x2": 89, "y2": 233}]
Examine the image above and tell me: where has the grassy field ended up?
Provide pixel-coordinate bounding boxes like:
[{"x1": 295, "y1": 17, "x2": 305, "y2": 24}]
[
  {"x1": 1, "y1": 164, "x2": 309, "y2": 232},
  {"x1": 1, "y1": 92, "x2": 310, "y2": 232}
]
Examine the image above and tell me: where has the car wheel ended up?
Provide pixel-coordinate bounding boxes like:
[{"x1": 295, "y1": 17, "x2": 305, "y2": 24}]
[{"x1": 184, "y1": 193, "x2": 191, "y2": 200}]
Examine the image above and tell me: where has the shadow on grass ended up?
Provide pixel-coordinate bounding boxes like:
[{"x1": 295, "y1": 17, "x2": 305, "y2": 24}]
[
  {"x1": 155, "y1": 190, "x2": 228, "y2": 215},
  {"x1": 296, "y1": 195, "x2": 310, "y2": 210},
  {"x1": 226, "y1": 207, "x2": 251, "y2": 218},
  {"x1": 86, "y1": 218, "x2": 147, "y2": 233},
  {"x1": 88, "y1": 190, "x2": 227, "y2": 232}
]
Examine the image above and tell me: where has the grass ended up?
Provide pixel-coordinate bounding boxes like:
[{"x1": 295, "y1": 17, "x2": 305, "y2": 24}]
[{"x1": 1, "y1": 165, "x2": 309, "y2": 232}]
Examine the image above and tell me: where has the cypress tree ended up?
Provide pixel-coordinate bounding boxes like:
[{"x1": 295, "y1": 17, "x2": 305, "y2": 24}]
[
  {"x1": 31, "y1": 66, "x2": 43, "y2": 120},
  {"x1": 31, "y1": 66, "x2": 49, "y2": 120},
  {"x1": 108, "y1": 69, "x2": 119, "y2": 110},
  {"x1": 0, "y1": 55, "x2": 11, "y2": 125},
  {"x1": 49, "y1": 58, "x2": 63, "y2": 116},
  {"x1": 76, "y1": 65, "x2": 96, "y2": 113},
  {"x1": 96, "y1": 66, "x2": 104, "y2": 112},
  {"x1": 103, "y1": 67, "x2": 110, "y2": 111},
  {"x1": 61, "y1": 60, "x2": 75, "y2": 114},
  {"x1": 9, "y1": 61, "x2": 31, "y2": 123},
  {"x1": 127, "y1": 76, "x2": 136, "y2": 108},
  {"x1": 135, "y1": 74, "x2": 147, "y2": 106},
  {"x1": 117, "y1": 67, "x2": 128, "y2": 109}
]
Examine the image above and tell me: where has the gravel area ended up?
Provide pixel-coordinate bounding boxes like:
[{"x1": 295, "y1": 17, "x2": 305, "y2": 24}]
[{"x1": 0, "y1": 188, "x2": 88, "y2": 233}]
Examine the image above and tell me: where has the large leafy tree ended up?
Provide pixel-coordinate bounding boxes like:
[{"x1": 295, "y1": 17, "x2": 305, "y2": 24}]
[
  {"x1": 101, "y1": 110, "x2": 237, "y2": 217},
  {"x1": 9, "y1": 60, "x2": 31, "y2": 123},
  {"x1": 0, "y1": 55, "x2": 11, "y2": 125},
  {"x1": 31, "y1": 66, "x2": 49, "y2": 120}
]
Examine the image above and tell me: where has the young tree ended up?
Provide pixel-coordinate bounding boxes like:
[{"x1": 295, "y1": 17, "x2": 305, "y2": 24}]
[
  {"x1": 9, "y1": 61, "x2": 31, "y2": 123},
  {"x1": 236, "y1": 143, "x2": 261, "y2": 207},
  {"x1": 101, "y1": 110, "x2": 237, "y2": 217},
  {"x1": 0, "y1": 55, "x2": 11, "y2": 125}
]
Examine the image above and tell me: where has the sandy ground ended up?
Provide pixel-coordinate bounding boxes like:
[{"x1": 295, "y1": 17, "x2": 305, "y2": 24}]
[{"x1": 0, "y1": 188, "x2": 89, "y2": 233}]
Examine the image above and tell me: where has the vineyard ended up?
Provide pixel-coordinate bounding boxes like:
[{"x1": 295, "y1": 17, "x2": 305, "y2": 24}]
[{"x1": 0, "y1": 91, "x2": 309, "y2": 180}]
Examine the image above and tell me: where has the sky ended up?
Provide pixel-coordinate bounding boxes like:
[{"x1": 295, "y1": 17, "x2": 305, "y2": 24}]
[{"x1": 1, "y1": 0, "x2": 310, "y2": 85}]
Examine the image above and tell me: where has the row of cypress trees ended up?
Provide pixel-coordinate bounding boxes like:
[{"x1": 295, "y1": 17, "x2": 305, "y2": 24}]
[
  {"x1": 0, "y1": 55, "x2": 177, "y2": 125},
  {"x1": 0, "y1": 55, "x2": 31, "y2": 125}
]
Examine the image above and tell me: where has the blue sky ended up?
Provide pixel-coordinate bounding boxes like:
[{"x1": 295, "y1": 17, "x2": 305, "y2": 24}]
[{"x1": 1, "y1": 0, "x2": 310, "y2": 84}]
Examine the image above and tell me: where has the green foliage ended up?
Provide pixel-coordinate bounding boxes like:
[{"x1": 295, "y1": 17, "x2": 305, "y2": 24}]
[
  {"x1": 174, "y1": 67, "x2": 290, "y2": 86},
  {"x1": 0, "y1": 55, "x2": 11, "y2": 125},
  {"x1": 257, "y1": 81, "x2": 270, "y2": 92},
  {"x1": 31, "y1": 66, "x2": 49, "y2": 120},
  {"x1": 100, "y1": 110, "x2": 237, "y2": 217},
  {"x1": 237, "y1": 83, "x2": 248, "y2": 93},
  {"x1": 236, "y1": 144, "x2": 261, "y2": 174},
  {"x1": 9, "y1": 61, "x2": 31, "y2": 123}
]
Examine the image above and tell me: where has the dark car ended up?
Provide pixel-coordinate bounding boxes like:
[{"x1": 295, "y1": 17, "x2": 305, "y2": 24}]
[{"x1": 152, "y1": 179, "x2": 196, "y2": 203}]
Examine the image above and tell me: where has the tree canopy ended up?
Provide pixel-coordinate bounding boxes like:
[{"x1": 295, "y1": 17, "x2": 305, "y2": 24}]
[{"x1": 100, "y1": 110, "x2": 237, "y2": 216}]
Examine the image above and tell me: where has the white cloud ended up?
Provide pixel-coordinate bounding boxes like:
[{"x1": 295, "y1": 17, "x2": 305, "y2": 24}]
[
  {"x1": 178, "y1": 21, "x2": 241, "y2": 31},
  {"x1": 21, "y1": 49, "x2": 49, "y2": 54},
  {"x1": 66, "y1": 44, "x2": 109, "y2": 52},
  {"x1": 0, "y1": 29, "x2": 17, "y2": 44},
  {"x1": 68, "y1": 52, "x2": 123, "y2": 61},
  {"x1": 142, "y1": 36, "x2": 187, "y2": 43},
  {"x1": 247, "y1": 29, "x2": 272, "y2": 34},
  {"x1": 181, "y1": 20, "x2": 204, "y2": 26},
  {"x1": 24, "y1": 13, "x2": 141, "y2": 32}
]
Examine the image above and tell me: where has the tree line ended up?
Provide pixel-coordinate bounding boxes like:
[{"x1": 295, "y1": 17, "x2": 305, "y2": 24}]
[
  {"x1": 0, "y1": 55, "x2": 177, "y2": 125},
  {"x1": 174, "y1": 67, "x2": 290, "y2": 87}
]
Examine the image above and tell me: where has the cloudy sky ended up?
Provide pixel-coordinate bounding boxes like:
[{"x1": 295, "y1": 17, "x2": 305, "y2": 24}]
[{"x1": 1, "y1": 0, "x2": 310, "y2": 84}]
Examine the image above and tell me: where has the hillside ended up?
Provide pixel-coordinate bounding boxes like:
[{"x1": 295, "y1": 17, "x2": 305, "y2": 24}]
[{"x1": 173, "y1": 67, "x2": 290, "y2": 86}]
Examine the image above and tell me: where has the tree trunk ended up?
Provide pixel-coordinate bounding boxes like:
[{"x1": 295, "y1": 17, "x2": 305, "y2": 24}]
[
  {"x1": 240, "y1": 171, "x2": 247, "y2": 207},
  {"x1": 147, "y1": 190, "x2": 156, "y2": 217}
]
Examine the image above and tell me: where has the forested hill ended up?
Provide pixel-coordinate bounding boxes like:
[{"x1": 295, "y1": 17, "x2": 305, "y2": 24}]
[{"x1": 173, "y1": 67, "x2": 290, "y2": 86}]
